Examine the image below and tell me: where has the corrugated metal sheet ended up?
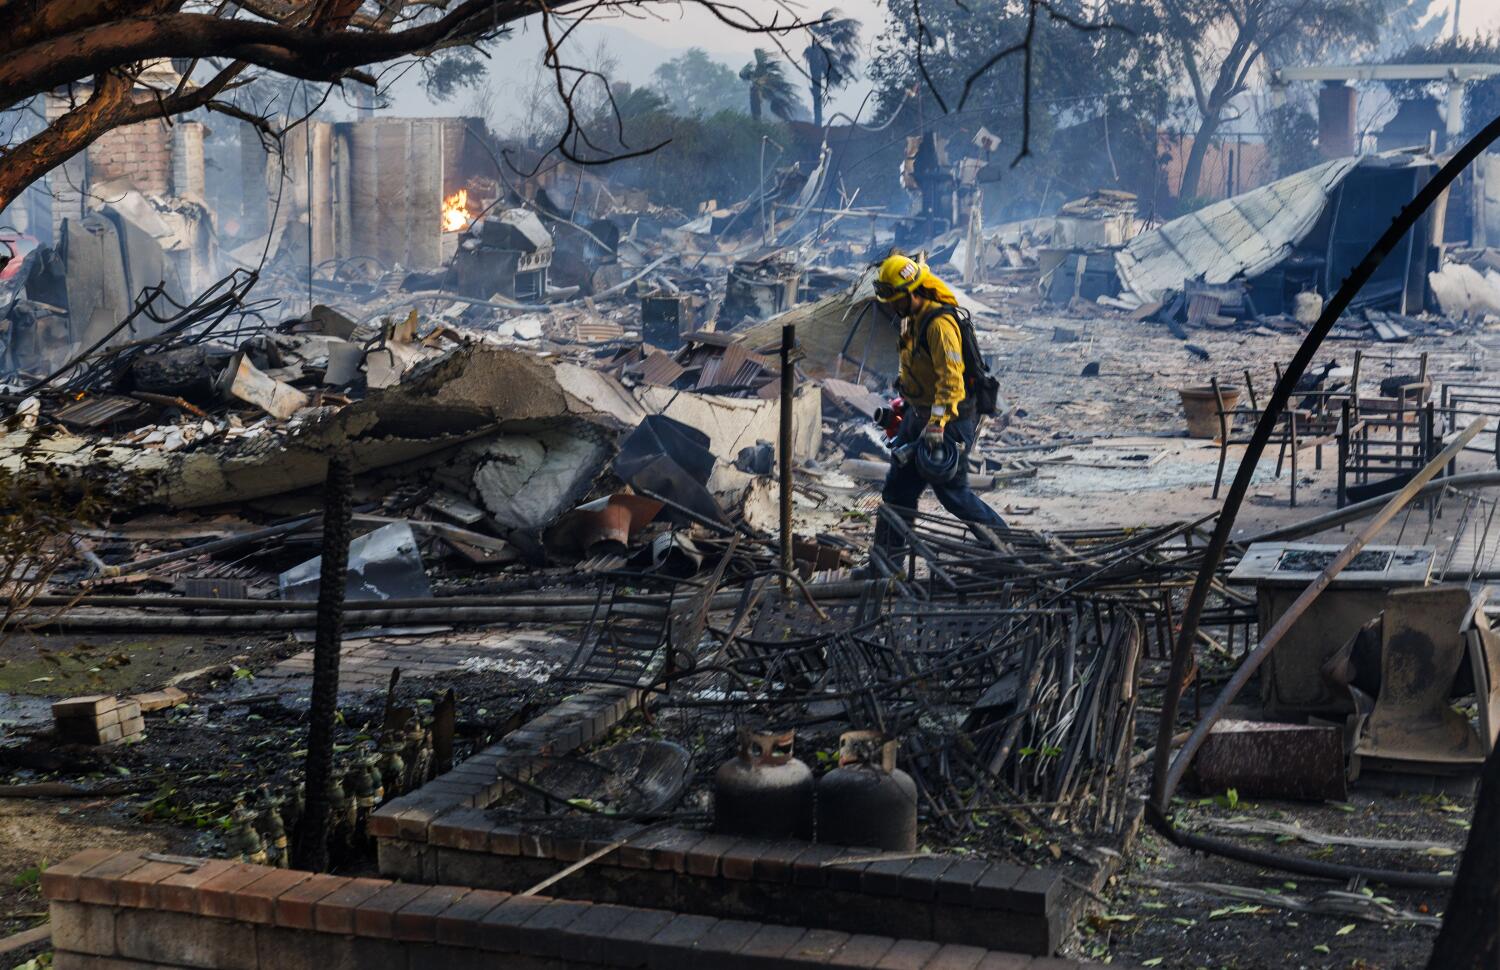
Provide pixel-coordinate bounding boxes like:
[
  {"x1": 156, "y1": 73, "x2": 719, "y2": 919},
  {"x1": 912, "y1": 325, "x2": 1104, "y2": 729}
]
[
  {"x1": 574, "y1": 318, "x2": 624, "y2": 343},
  {"x1": 55, "y1": 394, "x2": 149, "y2": 429},
  {"x1": 1115, "y1": 157, "x2": 1361, "y2": 302},
  {"x1": 638, "y1": 351, "x2": 686, "y2": 387}
]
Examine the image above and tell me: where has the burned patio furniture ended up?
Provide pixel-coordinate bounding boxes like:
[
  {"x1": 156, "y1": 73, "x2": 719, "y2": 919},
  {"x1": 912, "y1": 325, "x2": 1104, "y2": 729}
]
[
  {"x1": 1439, "y1": 379, "x2": 1500, "y2": 467},
  {"x1": 1210, "y1": 368, "x2": 1345, "y2": 507},
  {"x1": 1336, "y1": 399, "x2": 1443, "y2": 507},
  {"x1": 1340, "y1": 584, "x2": 1500, "y2": 776},
  {"x1": 1350, "y1": 349, "x2": 1432, "y2": 419}
]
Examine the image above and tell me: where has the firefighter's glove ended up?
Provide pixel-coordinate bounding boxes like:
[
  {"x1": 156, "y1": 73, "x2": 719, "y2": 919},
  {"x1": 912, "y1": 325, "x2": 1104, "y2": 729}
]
[{"x1": 922, "y1": 420, "x2": 946, "y2": 451}]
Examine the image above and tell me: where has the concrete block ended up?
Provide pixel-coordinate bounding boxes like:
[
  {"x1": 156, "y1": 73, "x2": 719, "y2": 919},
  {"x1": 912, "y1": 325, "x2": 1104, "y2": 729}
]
[
  {"x1": 376, "y1": 837, "x2": 432, "y2": 883},
  {"x1": 50, "y1": 902, "x2": 116, "y2": 957},
  {"x1": 873, "y1": 939, "x2": 941, "y2": 970},
  {"x1": 254, "y1": 925, "x2": 409, "y2": 970},
  {"x1": 827, "y1": 936, "x2": 896, "y2": 967},
  {"x1": 114, "y1": 908, "x2": 257, "y2": 970}
]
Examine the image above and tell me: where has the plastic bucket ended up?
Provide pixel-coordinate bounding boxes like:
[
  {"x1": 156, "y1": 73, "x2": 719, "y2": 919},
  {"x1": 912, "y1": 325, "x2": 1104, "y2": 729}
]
[{"x1": 1180, "y1": 385, "x2": 1240, "y2": 439}]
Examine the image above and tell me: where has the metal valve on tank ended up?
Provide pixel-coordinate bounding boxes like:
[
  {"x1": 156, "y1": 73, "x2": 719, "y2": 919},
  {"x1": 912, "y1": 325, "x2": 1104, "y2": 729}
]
[
  {"x1": 712, "y1": 727, "x2": 815, "y2": 840},
  {"x1": 815, "y1": 730, "x2": 917, "y2": 851}
]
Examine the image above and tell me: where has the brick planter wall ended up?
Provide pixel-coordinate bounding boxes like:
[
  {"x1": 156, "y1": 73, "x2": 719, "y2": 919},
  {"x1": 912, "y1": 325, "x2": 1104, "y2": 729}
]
[
  {"x1": 370, "y1": 687, "x2": 1067, "y2": 956},
  {"x1": 41, "y1": 849, "x2": 1114, "y2": 970}
]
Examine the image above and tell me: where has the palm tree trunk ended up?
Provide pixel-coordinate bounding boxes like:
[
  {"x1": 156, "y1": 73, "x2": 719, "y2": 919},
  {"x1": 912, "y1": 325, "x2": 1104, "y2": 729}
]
[
  {"x1": 750, "y1": 86, "x2": 762, "y2": 121},
  {"x1": 811, "y1": 77, "x2": 823, "y2": 128}
]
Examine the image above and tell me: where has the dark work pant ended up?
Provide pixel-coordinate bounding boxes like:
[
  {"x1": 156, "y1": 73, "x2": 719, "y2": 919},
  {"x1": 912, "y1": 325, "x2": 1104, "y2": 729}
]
[{"x1": 876, "y1": 411, "x2": 1006, "y2": 549}]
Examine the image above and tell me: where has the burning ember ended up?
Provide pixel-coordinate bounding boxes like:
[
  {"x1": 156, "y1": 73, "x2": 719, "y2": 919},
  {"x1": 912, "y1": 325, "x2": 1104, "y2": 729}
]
[{"x1": 442, "y1": 189, "x2": 472, "y2": 233}]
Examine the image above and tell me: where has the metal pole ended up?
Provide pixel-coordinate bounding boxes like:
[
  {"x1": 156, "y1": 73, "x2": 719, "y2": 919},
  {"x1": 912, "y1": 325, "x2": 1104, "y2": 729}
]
[
  {"x1": 760, "y1": 136, "x2": 768, "y2": 247},
  {"x1": 780, "y1": 324, "x2": 796, "y2": 591}
]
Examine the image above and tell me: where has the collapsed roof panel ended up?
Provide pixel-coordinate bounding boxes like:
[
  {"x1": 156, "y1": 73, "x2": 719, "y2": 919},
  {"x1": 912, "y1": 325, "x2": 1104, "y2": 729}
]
[{"x1": 1115, "y1": 157, "x2": 1362, "y2": 303}]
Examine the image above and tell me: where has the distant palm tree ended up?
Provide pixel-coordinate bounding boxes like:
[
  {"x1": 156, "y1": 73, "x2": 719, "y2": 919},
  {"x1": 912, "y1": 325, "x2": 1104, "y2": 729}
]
[
  {"x1": 739, "y1": 49, "x2": 801, "y2": 122},
  {"x1": 803, "y1": 9, "x2": 860, "y2": 128}
]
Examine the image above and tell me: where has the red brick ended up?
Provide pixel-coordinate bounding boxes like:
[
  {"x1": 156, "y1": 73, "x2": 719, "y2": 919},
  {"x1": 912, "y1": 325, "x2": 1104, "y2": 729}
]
[
  {"x1": 274, "y1": 873, "x2": 346, "y2": 929},
  {"x1": 691, "y1": 918, "x2": 760, "y2": 957},
  {"x1": 862, "y1": 859, "x2": 916, "y2": 897},
  {"x1": 790, "y1": 928, "x2": 852, "y2": 964},
  {"x1": 829, "y1": 936, "x2": 897, "y2": 967},
  {"x1": 737, "y1": 923, "x2": 808, "y2": 963},
  {"x1": 196, "y1": 863, "x2": 269, "y2": 918},
  {"x1": 475, "y1": 895, "x2": 553, "y2": 952},
  {"x1": 313, "y1": 877, "x2": 388, "y2": 934},
  {"x1": 516, "y1": 899, "x2": 592, "y2": 957},
  {"x1": 922, "y1": 945, "x2": 990, "y2": 970},
  {"x1": 934, "y1": 859, "x2": 990, "y2": 906},
  {"x1": 969, "y1": 865, "x2": 1022, "y2": 910},
  {"x1": 353, "y1": 882, "x2": 430, "y2": 938},
  {"x1": 114, "y1": 860, "x2": 188, "y2": 909},
  {"x1": 876, "y1": 940, "x2": 942, "y2": 970},
  {"x1": 39, "y1": 848, "x2": 122, "y2": 902},
  {"x1": 974, "y1": 955, "x2": 1033, "y2": 970},
  {"x1": 556, "y1": 902, "x2": 634, "y2": 963},
  {"x1": 156, "y1": 859, "x2": 237, "y2": 913},
  {"x1": 650, "y1": 828, "x2": 707, "y2": 873},
  {"x1": 394, "y1": 885, "x2": 470, "y2": 942},
  {"x1": 231, "y1": 869, "x2": 311, "y2": 924},
  {"x1": 720, "y1": 840, "x2": 765, "y2": 881},
  {"x1": 518, "y1": 830, "x2": 553, "y2": 859},
  {"x1": 752, "y1": 841, "x2": 805, "y2": 883},
  {"x1": 433, "y1": 888, "x2": 510, "y2": 948},
  {"x1": 824, "y1": 851, "x2": 881, "y2": 892},
  {"x1": 899, "y1": 856, "x2": 954, "y2": 901},
  {"x1": 429, "y1": 811, "x2": 490, "y2": 851},
  {"x1": 683, "y1": 833, "x2": 738, "y2": 877},
  {"x1": 77, "y1": 852, "x2": 152, "y2": 905},
  {"x1": 790, "y1": 844, "x2": 847, "y2": 888},
  {"x1": 602, "y1": 905, "x2": 674, "y2": 965},
  {"x1": 367, "y1": 809, "x2": 401, "y2": 839},
  {"x1": 1012, "y1": 868, "x2": 1060, "y2": 914}
]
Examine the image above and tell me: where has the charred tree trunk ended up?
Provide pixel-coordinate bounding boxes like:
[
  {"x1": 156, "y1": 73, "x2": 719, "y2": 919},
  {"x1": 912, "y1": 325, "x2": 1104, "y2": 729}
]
[
  {"x1": 1178, "y1": 112, "x2": 1221, "y2": 206},
  {"x1": 1427, "y1": 743, "x2": 1500, "y2": 967},
  {"x1": 292, "y1": 454, "x2": 353, "y2": 872}
]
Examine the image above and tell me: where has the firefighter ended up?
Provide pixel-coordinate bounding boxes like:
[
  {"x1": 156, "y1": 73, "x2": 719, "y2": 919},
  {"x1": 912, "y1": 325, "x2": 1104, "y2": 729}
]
[{"x1": 871, "y1": 253, "x2": 1006, "y2": 551}]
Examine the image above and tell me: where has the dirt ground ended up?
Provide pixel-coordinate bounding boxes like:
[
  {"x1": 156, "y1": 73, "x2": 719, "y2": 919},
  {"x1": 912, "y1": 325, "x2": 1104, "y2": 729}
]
[{"x1": 3, "y1": 307, "x2": 1497, "y2": 967}]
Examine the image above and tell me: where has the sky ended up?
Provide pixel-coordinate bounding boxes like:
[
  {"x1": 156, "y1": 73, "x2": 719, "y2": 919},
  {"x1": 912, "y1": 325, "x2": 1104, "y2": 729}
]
[{"x1": 383, "y1": 0, "x2": 1500, "y2": 128}]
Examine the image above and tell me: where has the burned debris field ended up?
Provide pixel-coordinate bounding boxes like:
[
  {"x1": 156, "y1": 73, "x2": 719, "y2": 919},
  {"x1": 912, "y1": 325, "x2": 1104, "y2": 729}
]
[{"x1": 10, "y1": 1, "x2": 1500, "y2": 969}]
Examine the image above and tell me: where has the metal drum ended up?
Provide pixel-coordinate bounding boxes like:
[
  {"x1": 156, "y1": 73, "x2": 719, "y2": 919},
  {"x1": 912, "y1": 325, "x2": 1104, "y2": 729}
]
[
  {"x1": 815, "y1": 731, "x2": 917, "y2": 851},
  {"x1": 713, "y1": 727, "x2": 814, "y2": 840}
]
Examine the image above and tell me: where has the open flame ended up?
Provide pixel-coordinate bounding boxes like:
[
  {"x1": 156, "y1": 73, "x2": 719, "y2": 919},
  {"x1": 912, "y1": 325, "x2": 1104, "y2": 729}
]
[{"x1": 442, "y1": 189, "x2": 471, "y2": 233}]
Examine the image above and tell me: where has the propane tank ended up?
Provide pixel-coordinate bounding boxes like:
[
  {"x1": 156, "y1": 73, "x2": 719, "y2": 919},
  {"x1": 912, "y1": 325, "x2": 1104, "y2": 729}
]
[
  {"x1": 713, "y1": 728, "x2": 814, "y2": 840},
  {"x1": 816, "y1": 731, "x2": 917, "y2": 851}
]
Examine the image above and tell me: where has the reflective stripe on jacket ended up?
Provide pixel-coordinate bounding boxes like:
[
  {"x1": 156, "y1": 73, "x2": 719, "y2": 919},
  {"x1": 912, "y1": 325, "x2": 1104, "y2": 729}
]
[{"x1": 898, "y1": 304, "x2": 966, "y2": 423}]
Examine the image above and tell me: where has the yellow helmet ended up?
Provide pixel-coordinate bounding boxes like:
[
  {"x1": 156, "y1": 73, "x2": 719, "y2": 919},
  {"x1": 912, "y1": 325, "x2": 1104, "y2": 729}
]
[{"x1": 874, "y1": 253, "x2": 925, "y2": 302}]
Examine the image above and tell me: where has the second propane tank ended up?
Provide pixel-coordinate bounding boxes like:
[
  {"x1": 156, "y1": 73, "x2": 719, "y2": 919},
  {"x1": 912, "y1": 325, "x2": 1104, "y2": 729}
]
[{"x1": 816, "y1": 730, "x2": 917, "y2": 851}]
